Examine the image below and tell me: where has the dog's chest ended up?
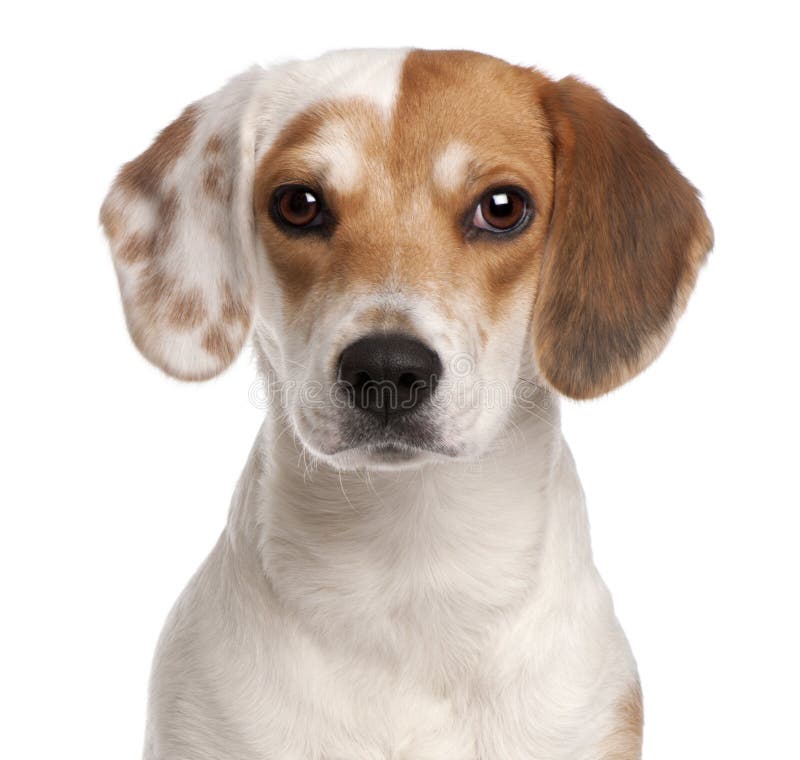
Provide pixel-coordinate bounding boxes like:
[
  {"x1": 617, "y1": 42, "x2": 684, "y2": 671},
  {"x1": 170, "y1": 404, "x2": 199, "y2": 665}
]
[
  {"x1": 238, "y1": 632, "x2": 617, "y2": 760},
  {"x1": 221, "y1": 585, "x2": 617, "y2": 760},
  {"x1": 316, "y1": 685, "x2": 477, "y2": 760},
  {"x1": 147, "y1": 439, "x2": 636, "y2": 759}
]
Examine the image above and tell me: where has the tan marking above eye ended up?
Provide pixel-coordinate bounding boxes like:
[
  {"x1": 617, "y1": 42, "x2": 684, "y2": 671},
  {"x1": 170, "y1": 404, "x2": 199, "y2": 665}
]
[{"x1": 432, "y1": 141, "x2": 473, "y2": 191}]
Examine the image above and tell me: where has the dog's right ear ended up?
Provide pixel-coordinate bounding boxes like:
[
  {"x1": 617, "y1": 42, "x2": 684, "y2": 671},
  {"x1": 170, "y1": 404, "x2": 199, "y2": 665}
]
[{"x1": 100, "y1": 68, "x2": 263, "y2": 380}]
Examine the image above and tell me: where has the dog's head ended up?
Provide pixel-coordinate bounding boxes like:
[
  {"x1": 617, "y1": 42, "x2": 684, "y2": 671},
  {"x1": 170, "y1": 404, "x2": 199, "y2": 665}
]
[{"x1": 101, "y1": 49, "x2": 712, "y2": 470}]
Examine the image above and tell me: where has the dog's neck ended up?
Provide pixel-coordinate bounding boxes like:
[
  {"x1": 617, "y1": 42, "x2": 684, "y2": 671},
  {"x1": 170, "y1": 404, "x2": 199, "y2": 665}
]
[{"x1": 229, "y1": 389, "x2": 596, "y2": 688}]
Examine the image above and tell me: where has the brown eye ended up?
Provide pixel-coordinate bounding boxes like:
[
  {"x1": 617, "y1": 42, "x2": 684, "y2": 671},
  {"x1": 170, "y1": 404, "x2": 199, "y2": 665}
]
[
  {"x1": 273, "y1": 185, "x2": 323, "y2": 228},
  {"x1": 473, "y1": 188, "x2": 530, "y2": 232}
]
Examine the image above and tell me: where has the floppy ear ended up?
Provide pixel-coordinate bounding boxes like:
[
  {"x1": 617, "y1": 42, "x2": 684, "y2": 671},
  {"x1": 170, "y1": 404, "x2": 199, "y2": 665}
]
[
  {"x1": 534, "y1": 76, "x2": 713, "y2": 399},
  {"x1": 100, "y1": 68, "x2": 262, "y2": 380}
]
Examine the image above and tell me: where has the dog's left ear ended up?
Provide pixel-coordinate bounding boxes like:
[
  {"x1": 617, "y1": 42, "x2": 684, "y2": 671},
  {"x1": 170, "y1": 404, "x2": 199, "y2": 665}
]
[
  {"x1": 533, "y1": 76, "x2": 713, "y2": 399},
  {"x1": 100, "y1": 69, "x2": 262, "y2": 381}
]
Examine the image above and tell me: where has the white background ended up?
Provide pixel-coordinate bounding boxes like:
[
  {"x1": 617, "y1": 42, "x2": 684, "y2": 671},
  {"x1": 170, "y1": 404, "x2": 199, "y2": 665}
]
[{"x1": 2, "y1": 1, "x2": 798, "y2": 757}]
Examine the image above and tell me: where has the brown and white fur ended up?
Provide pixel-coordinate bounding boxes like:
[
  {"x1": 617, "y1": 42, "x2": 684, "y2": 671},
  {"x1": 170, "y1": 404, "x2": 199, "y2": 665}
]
[{"x1": 100, "y1": 48, "x2": 712, "y2": 759}]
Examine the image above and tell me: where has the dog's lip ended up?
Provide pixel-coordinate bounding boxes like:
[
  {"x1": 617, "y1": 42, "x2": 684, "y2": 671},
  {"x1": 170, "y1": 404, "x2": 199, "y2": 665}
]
[
  {"x1": 333, "y1": 437, "x2": 459, "y2": 459},
  {"x1": 366, "y1": 442, "x2": 419, "y2": 460}
]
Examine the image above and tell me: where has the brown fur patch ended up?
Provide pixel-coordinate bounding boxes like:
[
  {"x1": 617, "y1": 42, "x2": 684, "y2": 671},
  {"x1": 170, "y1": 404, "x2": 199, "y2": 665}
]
[
  {"x1": 202, "y1": 324, "x2": 237, "y2": 363},
  {"x1": 134, "y1": 265, "x2": 208, "y2": 333},
  {"x1": 533, "y1": 76, "x2": 712, "y2": 399},
  {"x1": 117, "y1": 104, "x2": 198, "y2": 197},
  {"x1": 167, "y1": 289, "x2": 207, "y2": 329},
  {"x1": 253, "y1": 100, "x2": 379, "y2": 306},
  {"x1": 599, "y1": 682, "x2": 644, "y2": 759},
  {"x1": 116, "y1": 232, "x2": 153, "y2": 264},
  {"x1": 390, "y1": 50, "x2": 554, "y2": 319},
  {"x1": 356, "y1": 305, "x2": 416, "y2": 335},
  {"x1": 112, "y1": 190, "x2": 181, "y2": 265},
  {"x1": 204, "y1": 134, "x2": 225, "y2": 155},
  {"x1": 220, "y1": 281, "x2": 251, "y2": 328},
  {"x1": 154, "y1": 190, "x2": 180, "y2": 248},
  {"x1": 136, "y1": 268, "x2": 170, "y2": 311},
  {"x1": 202, "y1": 164, "x2": 231, "y2": 203},
  {"x1": 99, "y1": 202, "x2": 122, "y2": 240}
]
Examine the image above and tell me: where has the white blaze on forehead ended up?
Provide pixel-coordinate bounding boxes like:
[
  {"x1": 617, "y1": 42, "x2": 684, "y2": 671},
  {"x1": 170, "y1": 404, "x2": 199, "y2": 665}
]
[
  {"x1": 321, "y1": 48, "x2": 408, "y2": 113},
  {"x1": 432, "y1": 141, "x2": 474, "y2": 192},
  {"x1": 252, "y1": 48, "x2": 410, "y2": 161}
]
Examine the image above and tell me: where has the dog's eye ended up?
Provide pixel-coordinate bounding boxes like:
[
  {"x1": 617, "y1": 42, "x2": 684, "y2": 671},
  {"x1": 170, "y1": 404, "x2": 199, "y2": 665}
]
[
  {"x1": 273, "y1": 185, "x2": 324, "y2": 229},
  {"x1": 472, "y1": 188, "x2": 529, "y2": 232}
]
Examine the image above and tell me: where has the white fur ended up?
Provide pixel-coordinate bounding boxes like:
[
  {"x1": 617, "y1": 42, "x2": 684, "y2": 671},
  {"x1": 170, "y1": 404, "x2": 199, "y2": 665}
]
[{"x1": 432, "y1": 141, "x2": 474, "y2": 191}]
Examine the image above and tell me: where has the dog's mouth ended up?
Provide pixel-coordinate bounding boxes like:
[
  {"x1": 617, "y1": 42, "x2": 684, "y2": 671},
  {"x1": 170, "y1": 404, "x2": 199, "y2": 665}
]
[
  {"x1": 363, "y1": 442, "x2": 422, "y2": 463},
  {"x1": 336, "y1": 432, "x2": 459, "y2": 460},
  {"x1": 333, "y1": 414, "x2": 459, "y2": 463},
  {"x1": 330, "y1": 440, "x2": 459, "y2": 470}
]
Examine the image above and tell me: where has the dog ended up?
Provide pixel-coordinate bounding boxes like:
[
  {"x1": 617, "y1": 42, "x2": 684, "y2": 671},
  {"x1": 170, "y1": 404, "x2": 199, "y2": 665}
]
[{"x1": 100, "y1": 48, "x2": 712, "y2": 759}]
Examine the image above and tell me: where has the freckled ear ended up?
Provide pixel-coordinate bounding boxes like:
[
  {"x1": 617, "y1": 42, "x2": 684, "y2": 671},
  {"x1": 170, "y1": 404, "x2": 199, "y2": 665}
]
[
  {"x1": 99, "y1": 68, "x2": 262, "y2": 381},
  {"x1": 533, "y1": 76, "x2": 713, "y2": 400}
]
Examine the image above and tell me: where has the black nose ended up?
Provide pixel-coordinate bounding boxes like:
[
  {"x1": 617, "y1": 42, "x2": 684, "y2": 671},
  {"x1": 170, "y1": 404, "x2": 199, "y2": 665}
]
[{"x1": 337, "y1": 334, "x2": 442, "y2": 419}]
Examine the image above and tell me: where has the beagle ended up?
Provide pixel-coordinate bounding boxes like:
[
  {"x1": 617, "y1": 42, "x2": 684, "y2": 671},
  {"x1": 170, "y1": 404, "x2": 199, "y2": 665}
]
[{"x1": 101, "y1": 48, "x2": 712, "y2": 759}]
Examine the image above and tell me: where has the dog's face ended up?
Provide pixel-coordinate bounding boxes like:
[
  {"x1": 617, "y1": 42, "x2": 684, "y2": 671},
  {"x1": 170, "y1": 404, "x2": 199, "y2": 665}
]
[
  {"x1": 101, "y1": 49, "x2": 712, "y2": 470},
  {"x1": 252, "y1": 53, "x2": 556, "y2": 468}
]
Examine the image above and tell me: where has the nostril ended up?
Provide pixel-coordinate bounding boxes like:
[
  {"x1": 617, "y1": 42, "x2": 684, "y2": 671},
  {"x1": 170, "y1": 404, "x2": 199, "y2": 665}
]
[{"x1": 398, "y1": 372, "x2": 419, "y2": 390}]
